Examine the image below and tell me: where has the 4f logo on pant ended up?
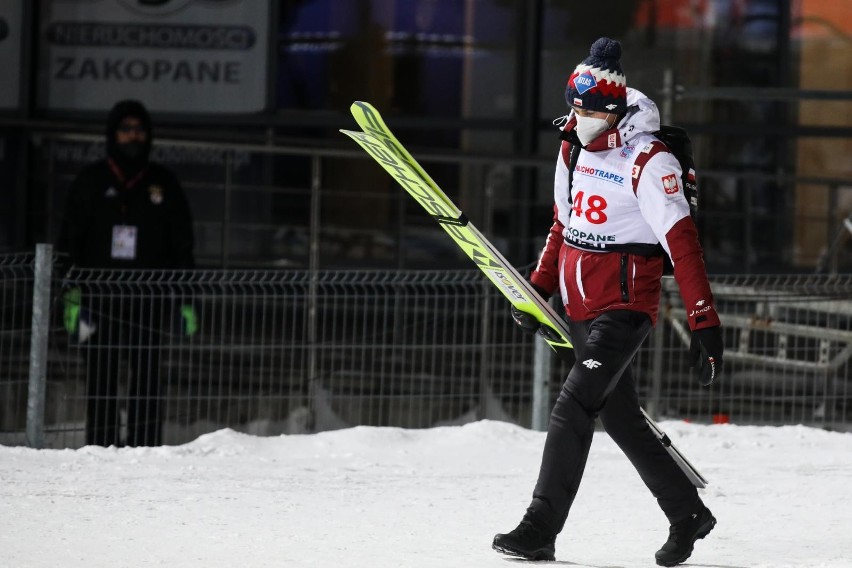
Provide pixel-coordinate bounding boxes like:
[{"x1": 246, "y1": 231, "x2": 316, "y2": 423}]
[{"x1": 582, "y1": 359, "x2": 602, "y2": 369}]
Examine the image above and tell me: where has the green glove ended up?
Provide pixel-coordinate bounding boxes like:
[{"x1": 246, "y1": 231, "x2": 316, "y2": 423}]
[
  {"x1": 180, "y1": 304, "x2": 198, "y2": 337},
  {"x1": 63, "y1": 287, "x2": 81, "y2": 335}
]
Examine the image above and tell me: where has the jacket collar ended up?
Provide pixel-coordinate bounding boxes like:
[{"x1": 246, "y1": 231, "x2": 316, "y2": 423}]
[{"x1": 561, "y1": 117, "x2": 623, "y2": 151}]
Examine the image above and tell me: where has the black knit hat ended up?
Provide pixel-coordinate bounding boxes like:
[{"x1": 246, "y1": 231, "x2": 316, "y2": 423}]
[
  {"x1": 105, "y1": 99, "x2": 152, "y2": 173},
  {"x1": 564, "y1": 37, "x2": 627, "y2": 114}
]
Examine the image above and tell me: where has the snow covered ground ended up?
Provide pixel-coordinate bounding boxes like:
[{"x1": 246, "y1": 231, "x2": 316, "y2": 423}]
[{"x1": 2, "y1": 420, "x2": 851, "y2": 568}]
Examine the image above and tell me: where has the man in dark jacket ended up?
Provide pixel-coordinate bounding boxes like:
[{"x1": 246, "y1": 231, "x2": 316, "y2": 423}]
[{"x1": 58, "y1": 99, "x2": 196, "y2": 447}]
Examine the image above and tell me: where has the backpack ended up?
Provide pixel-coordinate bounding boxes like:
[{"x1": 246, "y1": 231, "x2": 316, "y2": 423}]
[
  {"x1": 563, "y1": 124, "x2": 699, "y2": 220},
  {"x1": 653, "y1": 125, "x2": 699, "y2": 219}
]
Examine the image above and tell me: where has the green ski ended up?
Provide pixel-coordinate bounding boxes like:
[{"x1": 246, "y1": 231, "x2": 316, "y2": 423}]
[
  {"x1": 340, "y1": 101, "x2": 572, "y2": 351},
  {"x1": 341, "y1": 100, "x2": 708, "y2": 488}
]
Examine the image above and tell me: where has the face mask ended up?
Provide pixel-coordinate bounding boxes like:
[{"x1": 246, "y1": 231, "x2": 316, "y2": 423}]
[
  {"x1": 574, "y1": 114, "x2": 611, "y2": 146},
  {"x1": 117, "y1": 141, "x2": 146, "y2": 161}
]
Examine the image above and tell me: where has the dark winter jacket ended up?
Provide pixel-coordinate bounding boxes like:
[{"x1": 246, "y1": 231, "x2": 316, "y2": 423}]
[
  {"x1": 58, "y1": 161, "x2": 195, "y2": 269},
  {"x1": 57, "y1": 100, "x2": 194, "y2": 269}
]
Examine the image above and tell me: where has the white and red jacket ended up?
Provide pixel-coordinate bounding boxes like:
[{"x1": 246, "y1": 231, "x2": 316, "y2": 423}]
[{"x1": 530, "y1": 88, "x2": 719, "y2": 331}]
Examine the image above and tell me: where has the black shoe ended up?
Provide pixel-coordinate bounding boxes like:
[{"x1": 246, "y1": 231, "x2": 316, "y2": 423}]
[
  {"x1": 493, "y1": 519, "x2": 556, "y2": 561},
  {"x1": 655, "y1": 505, "x2": 716, "y2": 567}
]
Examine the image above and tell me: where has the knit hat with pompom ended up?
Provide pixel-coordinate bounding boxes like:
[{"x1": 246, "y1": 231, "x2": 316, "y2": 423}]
[{"x1": 564, "y1": 37, "x2": 627, "y2": 114}]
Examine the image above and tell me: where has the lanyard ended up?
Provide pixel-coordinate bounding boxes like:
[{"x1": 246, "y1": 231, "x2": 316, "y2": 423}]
[
  {"x1": 107, "y1": 158, "x2": 150, "y2": 218},
  {"x1": 107, "y1": 158, "x2": 149, "y2": 191}
]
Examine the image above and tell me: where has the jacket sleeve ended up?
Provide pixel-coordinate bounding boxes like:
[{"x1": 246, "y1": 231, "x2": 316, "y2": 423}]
[
  {"x1": 665, "y1": 217, "x2": 720, "y2": 330},
  {"x1": 636, "y1": 152, "x2": 720, "y2": 331},
  {"x1": 164, "y1": 168, "x2": 195, "y2": 269},
  {"x1": 529, "y1": 208, "x2": 564, "y2": 295},
  {"x1": 56, "y1": 170, "x2": 91, "y2": 272}
]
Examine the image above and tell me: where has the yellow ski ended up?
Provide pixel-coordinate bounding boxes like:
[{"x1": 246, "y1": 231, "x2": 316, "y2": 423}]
[{"x1": 341, "y1": 101, "x2": 572, "y2": 350}]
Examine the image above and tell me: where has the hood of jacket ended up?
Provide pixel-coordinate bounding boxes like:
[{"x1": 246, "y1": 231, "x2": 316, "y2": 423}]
[
  {"x1": 106, "y1": 99, "x2": 152, "y2": 175},
  {"x1": 616, "y1": 87, "x2": 661, "y2": 145}
]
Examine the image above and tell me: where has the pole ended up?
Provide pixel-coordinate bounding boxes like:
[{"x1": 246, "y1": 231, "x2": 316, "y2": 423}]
[
  {"x1": 26, "y1": 243, "x2": 52, "y2": 449},
  {"x1": 531, "y1": 334, "x2": 551, "y2": 431}
]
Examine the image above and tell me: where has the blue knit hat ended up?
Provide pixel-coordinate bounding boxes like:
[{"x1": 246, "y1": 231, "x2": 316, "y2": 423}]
[{"x1": 565, "y1": 37, "x2": 627, "y2": 114}]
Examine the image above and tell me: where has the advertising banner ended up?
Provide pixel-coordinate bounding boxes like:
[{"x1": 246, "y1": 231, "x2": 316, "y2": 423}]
[
  {"x1": 0, "y1": 0, "x2": 24, "y2": 110},
  {"x1": 39, "y1": 0, "x2": 270, "y2": 114}
]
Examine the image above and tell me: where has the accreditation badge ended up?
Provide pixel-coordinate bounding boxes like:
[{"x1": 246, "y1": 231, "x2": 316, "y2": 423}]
[{"x1": 111, "y1": 225, "x2": 138, "y2": 260}]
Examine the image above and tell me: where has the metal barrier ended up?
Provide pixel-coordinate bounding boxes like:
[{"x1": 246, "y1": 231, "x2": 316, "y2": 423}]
[
  {"x1": 0, "y1": 253, "x2": 39, "y2": 439},
  {"x1": 2, "y1": 249, "x2": 851, "y2": 448},
  {"x1": 639, "y1": 275, "x2": 852, "y2": 428},
  {"x1": 3, "y1": 255, "x2": 537, "y2": 448},
  {"x1": 36, "y1": 133, "x2": 852, "y2": 274}
]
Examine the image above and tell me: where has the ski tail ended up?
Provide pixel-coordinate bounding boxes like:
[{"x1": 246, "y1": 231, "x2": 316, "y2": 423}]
[{"x1": 641, "y1": 408, "x2": 709, "y2": 488}]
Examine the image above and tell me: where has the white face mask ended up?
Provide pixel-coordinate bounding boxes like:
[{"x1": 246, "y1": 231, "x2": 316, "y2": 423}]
[{"x1": 574, "y1": 114, "x2": 611, "y2": 146}]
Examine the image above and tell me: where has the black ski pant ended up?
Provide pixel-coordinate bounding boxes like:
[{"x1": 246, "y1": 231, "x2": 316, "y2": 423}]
[
  {"x1": 84, "y1": 295, "x2": 164, "y2": 447},
  {"x1": 525, "y1": 310, "x2": 699, "y2": 535}
]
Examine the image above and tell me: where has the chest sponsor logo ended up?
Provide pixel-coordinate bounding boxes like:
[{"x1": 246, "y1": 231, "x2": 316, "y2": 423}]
[
  {"x1": 620, "y1": 145, "x2": 635, "y2": 158},
  {"x1": 573, "y1": 71, "x2": 597, "y2": 95},
  {"x1": 149, "y1": 184, "x2": 164, "y2": 204},
  {"x1": 582, "y1": 358, "x2": 602, "y2": 369},
  {"x1": 575, "y1": 165, "x2": 625, "y2": 185},
  {"x1": 662, "y1": 173, "x2": 679, "y2": 194}
]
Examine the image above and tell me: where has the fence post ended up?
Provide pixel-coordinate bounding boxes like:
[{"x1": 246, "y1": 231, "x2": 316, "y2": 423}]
[
  {"x1": 26, "y1": 243, "x2": 52, "y2": 449},
  {"x1": 647, "y1": 292, "x2": 666, "y2": 419},
  {"x1": 531, "y1": 336, "x2": 551, "y2": 431},
  {"x1": 222, "y1": 151, "x2": 233, "y2": 267},
  {"x1": 307, "y1": 156, "x2": 321, "y2": 429}
]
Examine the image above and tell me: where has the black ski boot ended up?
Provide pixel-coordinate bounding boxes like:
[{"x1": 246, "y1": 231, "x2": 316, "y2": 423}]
[
  {"x1": 493, "y1": 519, "x2": 556, "y2": 561},
  {"x1": 655, "y1": 505, "x2": 716, "y2": 566}
]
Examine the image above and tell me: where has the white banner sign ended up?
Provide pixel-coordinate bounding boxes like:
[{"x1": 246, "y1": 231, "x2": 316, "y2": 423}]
[
  {"x1": 40, "y1": 0, "x2": 270, "y2": 114},
  {"x1": 0, "y1": 0, "x2": 24, "y2": 110}
]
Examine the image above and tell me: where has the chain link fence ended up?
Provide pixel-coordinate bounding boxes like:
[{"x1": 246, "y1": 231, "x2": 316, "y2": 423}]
[{"x1": 2, "y1": 249, "x2": 851, "y2": 448}]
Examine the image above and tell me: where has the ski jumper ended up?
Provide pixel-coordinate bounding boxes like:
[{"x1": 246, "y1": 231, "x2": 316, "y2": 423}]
[{"x1": 525, "y1": 89, "x2": 719, "y2": 533}]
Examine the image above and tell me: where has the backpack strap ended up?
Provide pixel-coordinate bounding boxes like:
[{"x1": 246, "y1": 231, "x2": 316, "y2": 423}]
[{"x1": 559, "y1": 129, "x2": 582, "y2": 204}]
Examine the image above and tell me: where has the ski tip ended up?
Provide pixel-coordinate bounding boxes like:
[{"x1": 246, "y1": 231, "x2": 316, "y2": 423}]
[{"x1": 350, "y1": 100, "x2": 375, "y2": 114}]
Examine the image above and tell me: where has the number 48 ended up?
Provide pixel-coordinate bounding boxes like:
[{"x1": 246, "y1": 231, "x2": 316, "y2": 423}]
[{"x1": 571, "y1": 191, "x2": 608, "y2": 224}]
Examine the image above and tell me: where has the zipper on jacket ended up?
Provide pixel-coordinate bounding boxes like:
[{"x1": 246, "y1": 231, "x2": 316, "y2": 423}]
[{"x1": 620, "y1": 254, "x2": 629, "y2": 302}]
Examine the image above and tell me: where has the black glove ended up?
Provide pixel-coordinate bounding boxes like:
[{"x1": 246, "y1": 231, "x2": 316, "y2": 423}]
[
  {"x1": 510, "y1": 305, "x2": 540, "y2": 334},
  {"x1": 510, "y1": 283, "x2": 552, "y2": 335},
  {"x1": 690, "y1": 326, "x2": 724, "y2": 387}
]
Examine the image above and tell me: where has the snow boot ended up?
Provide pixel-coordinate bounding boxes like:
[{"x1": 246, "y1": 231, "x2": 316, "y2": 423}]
[
  {"x1": 655, "y1": 505, "x2": 716, "y2": 566},
  {"x1": 492, "y1": 519, "x2": 556, "y2": 561}
]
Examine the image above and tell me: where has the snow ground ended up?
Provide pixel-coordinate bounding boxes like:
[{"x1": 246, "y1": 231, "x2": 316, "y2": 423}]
[{"x1": 2, "y1": 420, "x2": 851, "y2": 568}]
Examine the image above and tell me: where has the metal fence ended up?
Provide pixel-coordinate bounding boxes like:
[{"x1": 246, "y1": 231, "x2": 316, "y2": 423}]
[
  {"x1": 648, "y1": 275, "x2": 852, "y2": 427},
  {"x1": 34, "y1": 133, "x2": 852, "y2": 275},
  {"x1": 2, "y1": 249, "x2": 851, "y2": 449}
]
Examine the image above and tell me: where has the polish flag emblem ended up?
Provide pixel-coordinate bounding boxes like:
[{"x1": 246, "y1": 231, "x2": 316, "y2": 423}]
[{"x1": 662, "y1": 173, "x2": 679, "y2": 194}]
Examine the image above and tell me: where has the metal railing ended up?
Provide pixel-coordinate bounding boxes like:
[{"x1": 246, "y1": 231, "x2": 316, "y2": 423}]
[
  {"x1": 2, "y1": 247, "x2": 851, "y2": 449},
  {"x1": 34, "y1": 132, "x2": 852, "y2": 274}
]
